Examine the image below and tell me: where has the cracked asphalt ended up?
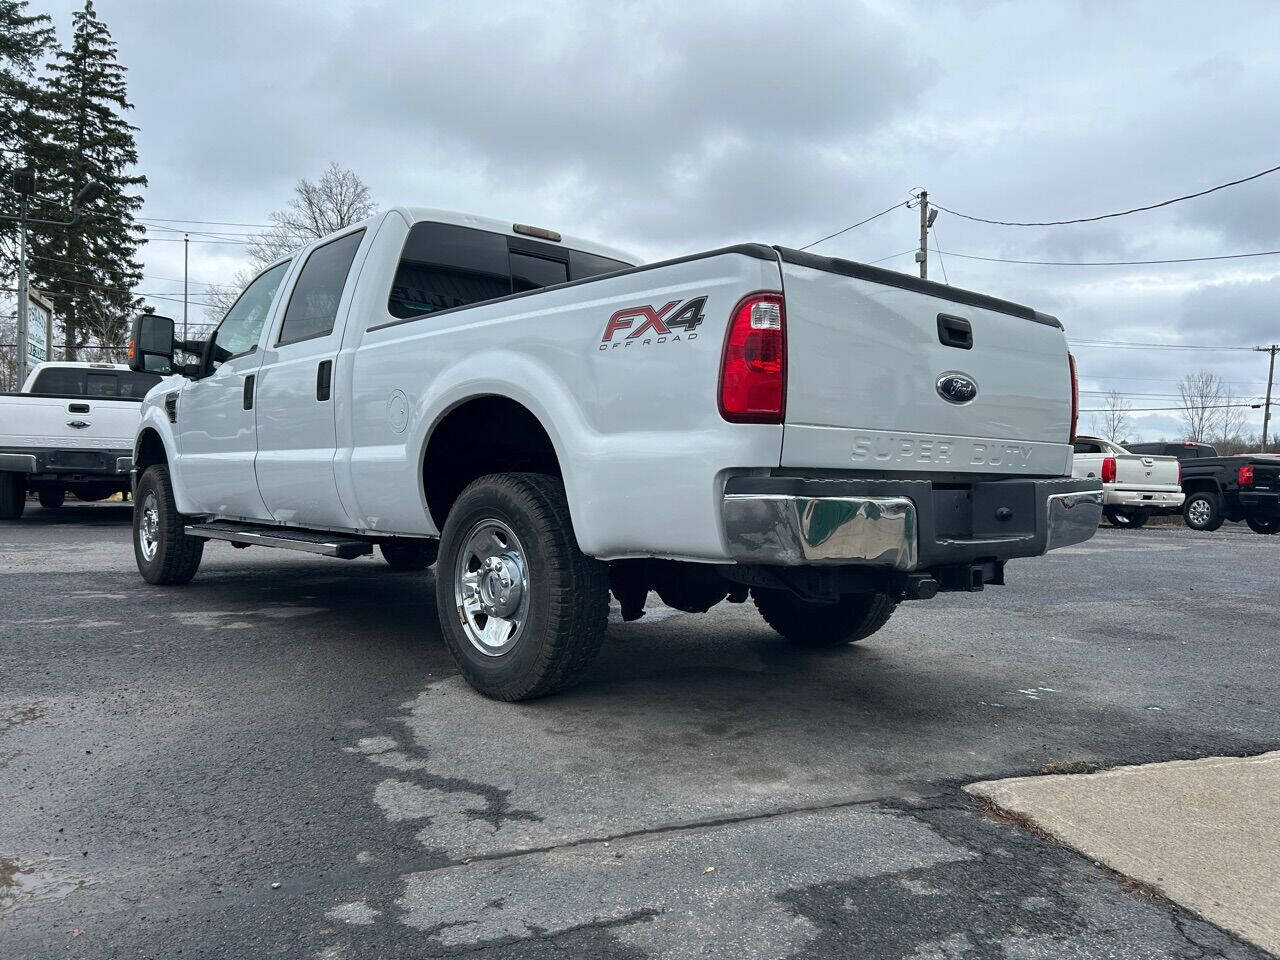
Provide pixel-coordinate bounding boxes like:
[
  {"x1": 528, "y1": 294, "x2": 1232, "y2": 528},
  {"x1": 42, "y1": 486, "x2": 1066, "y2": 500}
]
[{"x1": 1, "y1": 503, "x2": 1277, "y2": 958}]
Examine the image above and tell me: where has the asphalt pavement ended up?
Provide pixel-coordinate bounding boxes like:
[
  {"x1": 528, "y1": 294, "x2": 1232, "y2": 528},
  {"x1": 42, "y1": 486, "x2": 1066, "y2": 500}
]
[{"x1": 1, "y1": 502, "x2": 1277, "y2": 959}]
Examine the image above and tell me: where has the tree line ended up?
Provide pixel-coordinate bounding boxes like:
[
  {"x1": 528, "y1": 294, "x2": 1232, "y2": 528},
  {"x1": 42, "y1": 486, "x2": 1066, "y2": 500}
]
[{"x1": 1, "y1": 0, "x2": 143, "y2": 379}]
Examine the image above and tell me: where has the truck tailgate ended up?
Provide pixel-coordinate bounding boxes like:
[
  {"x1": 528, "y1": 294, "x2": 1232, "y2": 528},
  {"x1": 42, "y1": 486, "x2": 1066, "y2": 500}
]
[
  {"x1": 0, "y1": 394, "x2": 141, "y2": 450},
  {"x1": 1113, "y1": 453, "x2": 1180, "y2": 490},
  {"x1": 776, "y1": 250, "x2": 1073, "y2": 476}
]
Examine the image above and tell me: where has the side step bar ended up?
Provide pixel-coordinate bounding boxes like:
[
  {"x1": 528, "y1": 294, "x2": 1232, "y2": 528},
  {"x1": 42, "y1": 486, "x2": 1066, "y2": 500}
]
[{"x1": 185, "y1": 521, "x2": 373, "y2": 559}]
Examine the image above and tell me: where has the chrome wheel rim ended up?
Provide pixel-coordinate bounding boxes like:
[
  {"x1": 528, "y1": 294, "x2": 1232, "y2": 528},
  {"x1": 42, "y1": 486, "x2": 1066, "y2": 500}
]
[
  {"x1": 139, "y1": 492, "x2": 160, "y2": 561},
  {"x1": 454, "y1": 518, "x2": 529, "y2": 657},
  {"x1": 1188, "y1": 499, "x2": 1210, "y2": 526}
]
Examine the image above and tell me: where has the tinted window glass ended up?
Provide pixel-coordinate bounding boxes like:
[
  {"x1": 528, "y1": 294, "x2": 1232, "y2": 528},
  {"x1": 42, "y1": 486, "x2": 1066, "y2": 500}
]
[
  {"x1": 569, "y1": 249, "x2": 631, "y2": 280},
  {"x1": 210, "y1": 261, "x2": 290, "y2": 370},
  {"x1": 388, "y1": 223, "x2": 512, "y2": 320},
  {"x1": 510, "y1": 251, "x2": 568, "y2": 293},
  {"x1": 30, "y1": 367, "x2": 85, "y2": 394},
  {"x1": 278, "y1": 230, "x2": 364, "y2": 345},
  {"x1": 1073, "y1": 441, "x2": 1103, "y2": 454},
  {"x1": 28, "y1": 369, "x2": 161, "y2": 397}
]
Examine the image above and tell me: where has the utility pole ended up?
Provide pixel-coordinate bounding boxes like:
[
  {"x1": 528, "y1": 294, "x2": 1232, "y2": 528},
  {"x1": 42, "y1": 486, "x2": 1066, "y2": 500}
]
[
  {"x1": 183, "y1": 233, "x2": 189, "y2": 344},
  {"x1": 1258, "y1": 344, "x2": 1279, "y2": 451},
  {"x1": 16, "y1": 193, "x2": 30, "y2": 383},
  {"x1": 916, "y1": 189, "x2": 928, "y2": 280}
]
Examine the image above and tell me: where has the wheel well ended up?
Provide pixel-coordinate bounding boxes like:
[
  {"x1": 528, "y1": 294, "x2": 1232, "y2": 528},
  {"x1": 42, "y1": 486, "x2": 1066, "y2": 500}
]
[
  {"x1": 1182, "y1": 478, "x2": 1220, "y2": 497},
  {"x1": 135, "y1": 429, "x2": 168, "y2": 475},
  {"x1": 422, "y1": 396, "x2": 561, "y2": 530}
]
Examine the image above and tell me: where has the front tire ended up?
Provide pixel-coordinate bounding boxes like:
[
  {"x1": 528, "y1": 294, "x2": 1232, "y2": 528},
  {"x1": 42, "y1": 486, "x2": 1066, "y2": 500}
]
[
  {"x1": 39, "y1": 487, "x2": 66, "y2": 509},
  {"x1": 1245, "y1": 515, "x2": 1280, "y2": 535},
  {"x1": 1104, "y1": 506, "x2": 1149, "y2": 528},
  {"x1": 133, "y1": 465, "x2": 204, "y2": 585},
  {"x1": 752, "y1": 588, "x2": 898, "y2": 647},
  {"x1": 435, "y1": 473, "x2": 609, "y2": 701},
  {"x1": 0, "y1": 472, "x2": 26, "y2": 520},
  {"x1": 1183, "y1": 492, "x2": 1224, "y2": 532},
  {"x1": 380, "y1": 538, "x2": 438, "y2": 570}
]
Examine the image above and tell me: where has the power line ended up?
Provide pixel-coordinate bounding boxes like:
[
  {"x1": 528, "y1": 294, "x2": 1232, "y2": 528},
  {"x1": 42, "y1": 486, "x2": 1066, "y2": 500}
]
[
  {"x1": 1068, "y1": 338, "x2": 1256, "y2": 351},
  {"x1": 1081, "y1": 401, "x2": 1267, "y2": 413},
  {"x1": 800, "y1": 202, "x2": 907, "y2": 251},
  {"x1": 27, "y1": 252, "x2": 221, "y2": 288},
  {"x1": 934, "y1": 161, "x2": 1280, "y2": 226},
  {"x1": 929, "y1": 222, "x2": 949, "y2": 284},
  {"x1": 935, "y1": 247, "x2": 1280, "y2": 267}
]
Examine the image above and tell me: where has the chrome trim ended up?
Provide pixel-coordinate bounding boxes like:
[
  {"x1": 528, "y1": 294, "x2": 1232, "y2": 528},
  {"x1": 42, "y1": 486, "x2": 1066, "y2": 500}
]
[
  {"x1": 1045, "y1": 489, "x2": 1104, "y2": 551},
  {"x1": 115, "y1": 456, "x2": 133, "y2": 474},
  {"x1": 723, "y1": 494, "x2": 917, "y2": 569},
  {"x1": 0, "y1": 453, "x2": 38, "y2": 473}
]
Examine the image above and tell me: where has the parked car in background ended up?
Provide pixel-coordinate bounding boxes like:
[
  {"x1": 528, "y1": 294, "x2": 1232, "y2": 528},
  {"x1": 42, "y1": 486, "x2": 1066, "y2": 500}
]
[
  {"x1": 1072, "y1": 435, "x2": 1183, "y2": 528},
  {"x1": 1175, "y1": 452, "x2": 1280, "y2": 533},
  {"x1": 1126, "y1": 440, "x2": 1219, "y2": 461},
  {"x1": 0, "y1": 361, "x2": 163, "y2": 519},
  {"x1": 123, "y1": 207, "x2": 1102, "y2": 701}
]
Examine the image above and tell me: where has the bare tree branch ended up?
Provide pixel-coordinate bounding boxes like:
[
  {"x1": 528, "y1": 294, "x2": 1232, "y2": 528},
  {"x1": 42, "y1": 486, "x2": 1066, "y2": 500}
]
[{"x1": 1177, "y1": 370, "x2": 1225, "y2": 442}]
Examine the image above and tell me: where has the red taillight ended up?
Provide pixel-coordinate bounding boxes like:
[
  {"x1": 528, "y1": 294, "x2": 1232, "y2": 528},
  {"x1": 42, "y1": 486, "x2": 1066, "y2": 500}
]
[
  {"x1": 1239, "y1": 465, "x2": 1254, "y2": 486},
  {"x1": 1101, "y1": 456, "x2": 1117, "y2": 483},
  {"x1": 719, "y1": 292, "x2": 786, "y2": 423},
  {"x1": 1067, "y1": 353, "x2": 1079, "y2": 443}
]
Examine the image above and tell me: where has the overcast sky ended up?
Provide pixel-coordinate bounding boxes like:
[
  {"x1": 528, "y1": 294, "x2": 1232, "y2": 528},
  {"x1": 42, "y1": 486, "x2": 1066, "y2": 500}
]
[{"x1": 40, "y1": 0, "x2": 1280, "y2": 440}]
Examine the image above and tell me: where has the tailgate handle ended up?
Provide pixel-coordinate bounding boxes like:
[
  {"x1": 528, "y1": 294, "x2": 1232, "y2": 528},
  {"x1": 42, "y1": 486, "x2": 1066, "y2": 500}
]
[
  {"x1": 316, "y1": 360, "x2": 332, "y2": 402},
  {"x1": 243, "y1": 374, "x2": 255, "y2": 410},
  {"x1": 67, "y1": 402, "x2": 90, "y2": 413},
  {"x1": 937, "y1": 314, "x2": 973, "y2": 350}
]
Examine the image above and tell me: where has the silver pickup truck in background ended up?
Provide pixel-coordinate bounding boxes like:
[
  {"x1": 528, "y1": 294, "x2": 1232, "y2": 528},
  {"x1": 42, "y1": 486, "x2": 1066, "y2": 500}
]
[
  {"x1": 124, "y1": 208, "x2": 1103, "y2": 700},
  {"x1": 0, "y1": 362, "x2": 163, "y2": 519},
  {"x1": 1072, "y1": 435, "x2": 1183, "y2": 528}
]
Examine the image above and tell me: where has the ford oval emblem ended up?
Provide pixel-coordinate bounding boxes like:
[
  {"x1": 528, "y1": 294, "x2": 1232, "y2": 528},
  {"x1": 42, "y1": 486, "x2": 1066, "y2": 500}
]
[{"x1": 936, "y1": 372, "x2": 978, "y2": 404}]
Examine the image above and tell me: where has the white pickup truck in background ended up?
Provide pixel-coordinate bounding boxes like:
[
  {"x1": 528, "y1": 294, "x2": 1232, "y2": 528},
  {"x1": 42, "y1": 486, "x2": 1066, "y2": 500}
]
[
  {"x1": 124, "y1": 207, "x2": 1103, "y2": 700},
  {"x1": 1072, "y1": 435, "x2": 1183, "y2": 528},
  {"x1": 0, "y1": 362, "x2": 163, "y2": 519}
]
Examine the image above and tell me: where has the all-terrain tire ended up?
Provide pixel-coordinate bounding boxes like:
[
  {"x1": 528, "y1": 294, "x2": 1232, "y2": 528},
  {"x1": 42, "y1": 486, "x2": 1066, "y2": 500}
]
[
  {"x1": 1104, "y1": 506, "x2": 1149, "y2": 528},
  {"x1": 434, "y1": 473, "x2": 609, "y2": 701},
  {"x1": 133, "y1": 465, "x2": 204, "y2": 585},
  {"x1": 1183, "y1": 491, "x2": 1224, "y2": 532},
  {"x1": 0, "y1": 471, "x2": 26, "y2": 520},
  {"x1": 751, "y1": 588, "x2": 898, "y2": 647},
  {"x1": 380, "y1": 538, "x2": 439, "y2": 570},
  {"x1": 1245, "y1": 515, "x2": 1280, "y2": 535},
  {"x1": 39, "y1": 487, "x2": 66, "y2": 509}
]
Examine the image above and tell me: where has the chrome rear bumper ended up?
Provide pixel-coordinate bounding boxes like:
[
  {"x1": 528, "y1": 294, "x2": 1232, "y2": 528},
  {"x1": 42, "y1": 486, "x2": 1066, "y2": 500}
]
[{"x1": 723, "y1": 478, "x2": 1103, "y2": 570}]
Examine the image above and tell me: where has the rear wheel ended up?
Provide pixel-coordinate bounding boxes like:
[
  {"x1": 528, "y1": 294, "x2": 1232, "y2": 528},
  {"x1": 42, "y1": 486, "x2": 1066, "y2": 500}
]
[
  {"x1": 752, "y1": 588, "x2": 897, "y2": 647},
  {"x1": 1183, "y1": 492, "x2": 1224, "y2": 532},
  {"x1": 133, "y1": 465, "x2": 204, "y2": 585},
  {"x1": 1245, "y1": 515, "x2": 1280, "y2": 535},
  {"x1": 0, "y1": 472, "x2": 26, "y2": 520},
  {"x1": 1104, "y1": 506, "x2": 1149, "y2": 528},
  {"x1": 380, "y1": 538, "x2": 439, "y2": 570},
  {"x1": 38, "y1": 486, "x2": 66, "y2": 509},
  {"x1": 435, "y1": 473, "x2": 609, "y2": 701}
]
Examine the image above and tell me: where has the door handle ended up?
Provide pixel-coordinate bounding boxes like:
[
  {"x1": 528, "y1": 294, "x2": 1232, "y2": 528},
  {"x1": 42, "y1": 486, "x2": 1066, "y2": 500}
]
[
  {"x1": 937, "y1": 314, "x2": 973, "y2": 350},
  {"x1": 316, "y1": 360, "x2": 332, "y2": 402},
  {"x1": 243, "y1": 374, "x2": 255, "y2": 410},
  {"x1": 68, "y1": 402, "x2": 90, "y2": 414}
]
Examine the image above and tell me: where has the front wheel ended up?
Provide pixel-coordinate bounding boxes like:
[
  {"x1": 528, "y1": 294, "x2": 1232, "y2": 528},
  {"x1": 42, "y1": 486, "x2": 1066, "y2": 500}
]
[
  {"x1": 435, "y1": 473, "x2": 609, "y2": 701},
  {"x1": 1183, "y1": 492, "x2": 1224, "y2": 532},
  {"x1": 380, "y1": 538, "x2": 439, "y2": 570},
  {"x1": 0, "y1": 472, "x2": 26, "y2": 520},
  {"x1": 1104, "y1": 506, "x2": 1149, "y2": 528},
  {"x1": 752, "y1": 588, "x2": 898, "y2": 647},
  {"x1": 38, "y1": 486, "x2": 66, "y2": 509},
  {"x1": 133, "y1": 465, "x2": 204, "y2": 585},
  {"x1": 1245, "y1": 515, "x2": 1280, "y2": 535}
]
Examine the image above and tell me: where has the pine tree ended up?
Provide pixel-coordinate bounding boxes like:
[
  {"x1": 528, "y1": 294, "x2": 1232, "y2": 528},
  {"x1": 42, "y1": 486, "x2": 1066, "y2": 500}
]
[
  {"x1": 0, "y1": 1, "x2": 56, "y2": 288},
  {"x1": 28, "y1": 0, "x2": 145, "y2": 359}
]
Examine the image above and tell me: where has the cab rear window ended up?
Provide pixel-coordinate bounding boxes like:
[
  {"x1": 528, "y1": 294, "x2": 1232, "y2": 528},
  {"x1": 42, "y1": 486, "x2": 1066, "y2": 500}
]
[{"x1": 30, "y1": 368, "x2": 162, "y2": 398}]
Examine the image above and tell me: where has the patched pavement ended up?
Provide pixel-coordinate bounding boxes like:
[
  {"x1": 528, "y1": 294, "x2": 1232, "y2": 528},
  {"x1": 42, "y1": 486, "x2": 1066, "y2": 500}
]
[{"x1": 1, "y1": 503, "x2": 1277, "y2": 958}]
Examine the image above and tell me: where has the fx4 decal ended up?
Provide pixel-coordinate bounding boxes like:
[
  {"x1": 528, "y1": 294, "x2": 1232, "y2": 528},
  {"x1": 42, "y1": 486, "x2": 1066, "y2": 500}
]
[{"x1": 599, "y1": 296, "x2": 706, "y2": 349}]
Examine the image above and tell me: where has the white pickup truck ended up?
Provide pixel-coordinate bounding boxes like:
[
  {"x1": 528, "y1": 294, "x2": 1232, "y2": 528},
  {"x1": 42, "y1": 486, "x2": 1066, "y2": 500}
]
[
  {"x1": 0, "y1": 361, "x2": 162, "y2": 518},
  {"x1": 125, "y1": 208, "x2": 1102, "y2": 700},
  {"x1": 1071, "y1": 435, "x2": 1183, "y2": 528}
]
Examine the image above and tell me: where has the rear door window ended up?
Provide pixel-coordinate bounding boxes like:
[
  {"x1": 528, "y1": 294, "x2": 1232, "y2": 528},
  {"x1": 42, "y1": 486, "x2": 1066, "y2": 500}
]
[{"x1": 278, "y1": 230, "x2": 365, "y2": 346}]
